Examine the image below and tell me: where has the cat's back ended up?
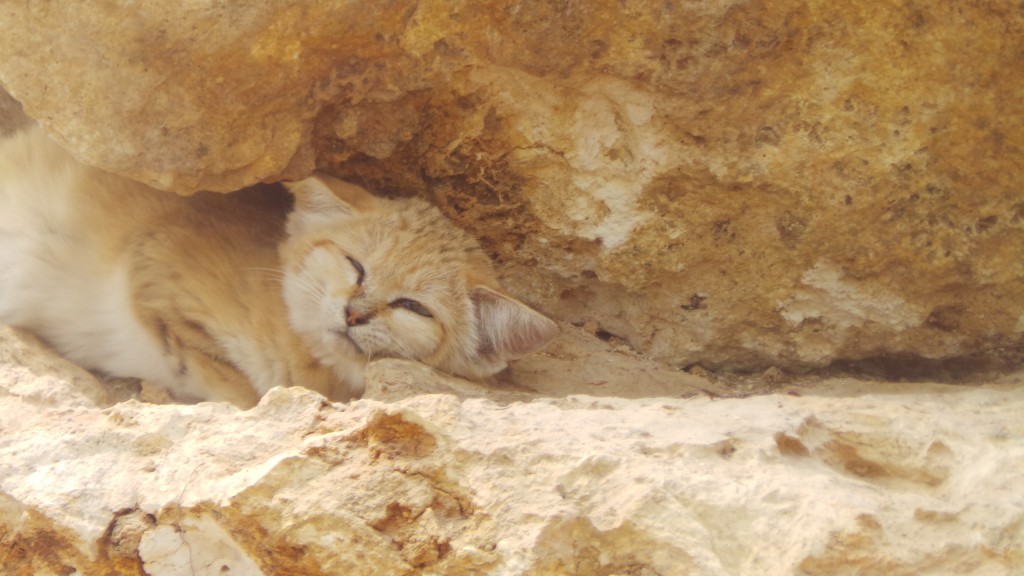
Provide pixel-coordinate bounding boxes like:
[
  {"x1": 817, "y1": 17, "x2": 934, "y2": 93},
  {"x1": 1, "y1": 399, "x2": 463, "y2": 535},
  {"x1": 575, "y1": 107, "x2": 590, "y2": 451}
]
[
  {"x1": 0, "y1": 129, "x2": 143, "y2": 356},
  {"x1": 0, "y1": 126, "x2": 182, "y2": 244},
  {"x1": 0, "y1": 126, "x2": 285, "y2": 255},
  {"x1": 0, "y1": 127, "x2": 197, "y2": 375},
  {"x1": 0, "y1": 126, "x2": 294, "y2": 390},
  {"x1": 0, "y1": 127, "x2": 100, "y2": 303},
  {"x1": 0, "y1": 126, "x2": 83, "y2": 233}
]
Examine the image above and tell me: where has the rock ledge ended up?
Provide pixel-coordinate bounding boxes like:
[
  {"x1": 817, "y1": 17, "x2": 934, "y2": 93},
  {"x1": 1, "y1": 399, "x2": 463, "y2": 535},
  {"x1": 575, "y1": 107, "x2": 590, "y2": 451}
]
[{"x1": 1, "y1": 326, "x2": 1021, "y2": 575}]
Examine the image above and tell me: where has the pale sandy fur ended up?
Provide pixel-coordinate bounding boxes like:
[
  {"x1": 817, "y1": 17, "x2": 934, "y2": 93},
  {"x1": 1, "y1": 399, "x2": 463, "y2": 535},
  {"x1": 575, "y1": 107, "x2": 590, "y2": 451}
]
[{"x1": 0, "y1": 127, "x2": 558, "y2": 407}]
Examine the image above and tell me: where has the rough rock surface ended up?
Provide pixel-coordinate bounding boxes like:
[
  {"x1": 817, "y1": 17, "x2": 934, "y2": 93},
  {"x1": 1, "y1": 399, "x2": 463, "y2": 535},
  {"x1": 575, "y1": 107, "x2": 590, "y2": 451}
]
[
  {"x1": 2, "y1": 325, "x2": 1022, "y2": 575},
  {"x1": 0, "y1": 2, "x2": 1021, "y2": 373}
]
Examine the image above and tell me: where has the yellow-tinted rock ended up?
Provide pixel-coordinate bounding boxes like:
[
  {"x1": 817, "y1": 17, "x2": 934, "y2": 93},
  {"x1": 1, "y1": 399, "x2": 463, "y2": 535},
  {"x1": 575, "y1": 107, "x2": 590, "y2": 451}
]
[{"x1": 0, "y1": 1, "x2": 1021, "y2": 372}]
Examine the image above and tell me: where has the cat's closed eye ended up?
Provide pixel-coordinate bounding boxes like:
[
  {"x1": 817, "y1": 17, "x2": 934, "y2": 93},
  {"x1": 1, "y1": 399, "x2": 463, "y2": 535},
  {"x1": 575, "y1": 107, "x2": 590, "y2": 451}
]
[
  {"x1": 390, "y1": 298, "x2": 433, "y2": 318},
  {"x1": 346, "y1": 256, "x2": 365, "y2": 285}
]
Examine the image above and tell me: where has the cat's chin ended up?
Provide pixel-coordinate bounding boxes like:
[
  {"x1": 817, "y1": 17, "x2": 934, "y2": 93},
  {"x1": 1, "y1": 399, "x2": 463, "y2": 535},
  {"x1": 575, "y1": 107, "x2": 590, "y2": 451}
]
[{"x1": 329, "y1": 329, "x2": 364, "y2": 356}]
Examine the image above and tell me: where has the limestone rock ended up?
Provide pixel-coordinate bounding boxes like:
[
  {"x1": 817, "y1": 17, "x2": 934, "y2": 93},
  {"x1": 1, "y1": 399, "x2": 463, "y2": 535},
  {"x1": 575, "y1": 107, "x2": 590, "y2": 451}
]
[
  {"x1": 0, "y1": 325, "x2": 118, "y2": 408},
  {"x1": 0, "y1": 2, "x2": 1022, "y2": 373},
  {"x1": 1, "y1": 326, "x2": 1022, "y2": 575}
]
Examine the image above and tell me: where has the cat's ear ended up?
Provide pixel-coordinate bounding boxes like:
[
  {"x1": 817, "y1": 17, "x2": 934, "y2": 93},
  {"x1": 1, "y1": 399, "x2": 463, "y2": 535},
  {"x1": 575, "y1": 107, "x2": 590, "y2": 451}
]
[
  {"x1": 284, "y1": 174, "x2": 376, "y2": 234},
  {"x1": 473, "y1": 286, "x2": 559, "y2": 361}
]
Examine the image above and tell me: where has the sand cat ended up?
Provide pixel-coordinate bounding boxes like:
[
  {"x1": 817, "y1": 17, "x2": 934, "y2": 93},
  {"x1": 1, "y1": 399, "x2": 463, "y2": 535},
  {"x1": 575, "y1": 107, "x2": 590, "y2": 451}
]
[{"x1": 0, "y1": 127, "x2": 558, "y2": 407}]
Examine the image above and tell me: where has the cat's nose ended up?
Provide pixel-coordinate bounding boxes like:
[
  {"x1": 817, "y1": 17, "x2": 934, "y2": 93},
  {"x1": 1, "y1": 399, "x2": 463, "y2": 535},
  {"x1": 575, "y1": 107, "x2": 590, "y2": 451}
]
[{"x1": 345, "y1": 305, "x2": 372, "y2": 327}]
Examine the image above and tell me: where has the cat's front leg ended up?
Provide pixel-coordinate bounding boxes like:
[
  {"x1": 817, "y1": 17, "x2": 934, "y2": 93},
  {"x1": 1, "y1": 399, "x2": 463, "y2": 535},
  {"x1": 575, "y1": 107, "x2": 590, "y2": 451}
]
[
  {"x1": 137, "y1": 312, "x2": 262, "y2": 408},
  {"x1": 283, "y1": 352, "x2": 364, "y2": 404},
  {"x1": 174, "y1": 346, "x2": 262, "y2": 408}
]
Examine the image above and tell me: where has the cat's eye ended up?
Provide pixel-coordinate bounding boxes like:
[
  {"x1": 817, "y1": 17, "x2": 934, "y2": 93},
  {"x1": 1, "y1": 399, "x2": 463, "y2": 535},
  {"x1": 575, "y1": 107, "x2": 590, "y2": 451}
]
[
  {"x1": 390, "y1": 298, "x2": 433, "y2": 318},
  {"x1": 346, "y1": 256, "x2": 365, "y2": 285}
]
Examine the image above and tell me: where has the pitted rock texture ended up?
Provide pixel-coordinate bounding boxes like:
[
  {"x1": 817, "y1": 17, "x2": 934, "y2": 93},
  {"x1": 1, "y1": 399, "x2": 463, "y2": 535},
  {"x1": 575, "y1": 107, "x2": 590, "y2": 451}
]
[
  {"x1": 0, "y1": 2, "x2": 1022, "y2": 373},
  {"x1": 2, "y1": 325, "x2": 1023, "y2": 575}
]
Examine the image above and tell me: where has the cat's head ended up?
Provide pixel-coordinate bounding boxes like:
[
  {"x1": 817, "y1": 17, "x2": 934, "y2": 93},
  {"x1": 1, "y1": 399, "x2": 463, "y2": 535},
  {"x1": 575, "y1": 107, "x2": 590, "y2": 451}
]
[{"x1": 280, "y1": 173, "x2": 558, "y2": 385}]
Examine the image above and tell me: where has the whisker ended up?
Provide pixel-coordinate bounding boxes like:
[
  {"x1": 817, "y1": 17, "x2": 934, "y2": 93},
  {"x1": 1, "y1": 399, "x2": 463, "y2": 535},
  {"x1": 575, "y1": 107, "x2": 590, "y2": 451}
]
[
  {"x1": 281, "y1": 270, "x2": 327, "y2": 304},
  {"x1": 241, "y1": 266, "x2": 288, "y2": 276},
  {"x1": 291, "y1": 282, "x2": 324, "y2": 300},
  {"x1": 240, "y1": 267, "x2": 288, "y2": 282}
]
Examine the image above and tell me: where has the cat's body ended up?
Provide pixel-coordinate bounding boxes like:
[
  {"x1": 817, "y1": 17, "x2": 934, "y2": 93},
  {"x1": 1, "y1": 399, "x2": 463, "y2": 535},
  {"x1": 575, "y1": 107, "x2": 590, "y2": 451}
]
[{"x1": 0, "y1": 127, "x2": 557, "y2": 406}]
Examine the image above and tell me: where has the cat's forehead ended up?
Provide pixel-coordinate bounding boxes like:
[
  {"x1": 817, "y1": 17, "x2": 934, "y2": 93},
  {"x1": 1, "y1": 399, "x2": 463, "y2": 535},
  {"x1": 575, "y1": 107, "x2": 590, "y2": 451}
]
[
  {"x1": 365, "y1": 200, "x2": 487, "y2": 260},
  {"x1": 364, "y1": 229, "x2": 487, "y2": 291},
  {"x1": 294, "y1": 195, "x2": 495, "y2": 289},
  {"x1": 377, "y1": 199, "x2": 472, "y2": 239}
]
